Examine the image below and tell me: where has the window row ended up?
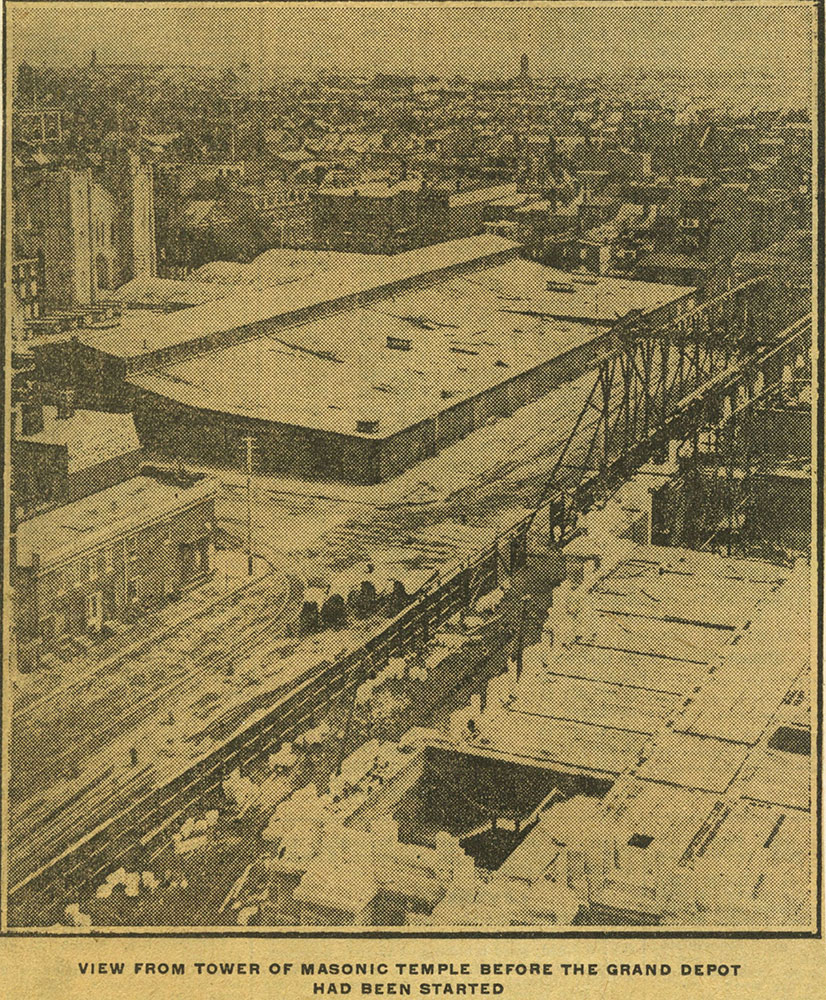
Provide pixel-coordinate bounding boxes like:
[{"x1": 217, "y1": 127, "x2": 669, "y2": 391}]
[
  {"x1": 93, "y1": 217, "x2": 117, "y2": 247},
  {"x1": 50, "y1": 532, "x2": 168, "y2": 592}
]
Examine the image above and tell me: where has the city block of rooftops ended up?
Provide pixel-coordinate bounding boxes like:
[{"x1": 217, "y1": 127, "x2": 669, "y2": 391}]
[{"x1": 11, "y1": 56, "x2": 811, "y2": 312}]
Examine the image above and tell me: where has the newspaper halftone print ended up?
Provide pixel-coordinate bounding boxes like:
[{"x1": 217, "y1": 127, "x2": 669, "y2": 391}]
[{"x1": 4, "y1": 1, "x2": 817, "y2": 933}]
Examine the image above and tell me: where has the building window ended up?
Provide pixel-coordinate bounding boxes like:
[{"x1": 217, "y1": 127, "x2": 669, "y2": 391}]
[
  {"x1": 164, "y1": 524, "x2": 172, "y2": 544},
  {"x1": 127, "y1": 577, "x2": 142, "y2": 604},
  {"x1": 55, "y1": 569, "x2": 66, "y2": 596},
  {"x1": 104, "y1": 548, "x2": 114, "y2": 574},
  {"x1": 126, "y1": 536, "x2": 138, "y2": 561},
  {"x1": 88, "y1": 553, "x2": 99, "y2": 580}
]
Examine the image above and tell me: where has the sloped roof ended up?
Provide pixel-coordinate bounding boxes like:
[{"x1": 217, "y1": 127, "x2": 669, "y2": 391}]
[{"x1": 17, "y1": 406, "x2": 140, "y2": 474}]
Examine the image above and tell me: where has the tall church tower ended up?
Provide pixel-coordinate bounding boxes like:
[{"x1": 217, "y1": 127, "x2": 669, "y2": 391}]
[{"x1": 102, "y1": 148, "x2": 157, "y2": 288}]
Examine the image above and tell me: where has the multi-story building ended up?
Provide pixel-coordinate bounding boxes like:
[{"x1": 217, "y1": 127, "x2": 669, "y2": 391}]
[
  {"x1": 13, "y1": 148, "x2": 157, "y2": 310},
  {"x1": 311, "y1": 177, "x2": 443, "y2": 253},
  {"x1": 12, "y1": 473, "x2": 217, "y2": 667},
  {"x1": 11, "y1": 395, "x2": 144, "y2": 516},
  {"x1": 13, "y1": 107, "x2": 64, "y2": 145},
  {"x1": 11, "y1": 255, "x2": 45, "y2": 321},
  {"x1": 312, "y1": 179, "x2": 517, "y2": 253},
  {"x1": 9, "y1": 394, "x2": 217, "y2": 670}
]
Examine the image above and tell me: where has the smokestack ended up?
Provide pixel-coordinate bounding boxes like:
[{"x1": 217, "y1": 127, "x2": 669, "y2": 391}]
[{"x1": 55, "y1": 388, "x2": 75, "y2": 420}]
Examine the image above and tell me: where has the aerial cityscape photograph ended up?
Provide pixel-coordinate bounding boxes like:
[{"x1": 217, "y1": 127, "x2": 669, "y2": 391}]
[{"x1": 3, "y1": 2, "x2": 817, "y2": 931}]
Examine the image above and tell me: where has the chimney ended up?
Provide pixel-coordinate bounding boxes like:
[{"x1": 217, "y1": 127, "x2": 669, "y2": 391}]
[
  {"x1": 20, "y1": 400, "x2": 44, "y2": 436},
  {"x1": 55, "y1": 388, "x2": 75, "y2": 420}
]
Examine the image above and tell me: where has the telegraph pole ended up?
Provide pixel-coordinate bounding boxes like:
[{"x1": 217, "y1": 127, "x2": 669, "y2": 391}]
[
  {"x1": 242, "y1": 435, "x2": 255, "y2": 576},
  {"x1": 515, "y1": 596, "x2": 529, "y2": 683}
]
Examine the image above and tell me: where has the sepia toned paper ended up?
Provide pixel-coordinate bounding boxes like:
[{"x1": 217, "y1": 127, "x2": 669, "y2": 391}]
[{"x1": 2, "y1": 1, "x2": 822, "y2": 997}]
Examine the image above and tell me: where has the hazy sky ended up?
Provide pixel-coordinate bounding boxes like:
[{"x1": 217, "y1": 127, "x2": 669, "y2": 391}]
[{"x1": 9, "y1": 2, "x2": 814, "y2": 82}]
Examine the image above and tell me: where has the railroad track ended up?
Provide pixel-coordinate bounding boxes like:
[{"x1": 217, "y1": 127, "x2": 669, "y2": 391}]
[
  {"x1": 8, "y1": 572, "x2": 304, "y2": 887},
  {"x1": 6, "y1": 527, "x2": 512, "y2": 922}
]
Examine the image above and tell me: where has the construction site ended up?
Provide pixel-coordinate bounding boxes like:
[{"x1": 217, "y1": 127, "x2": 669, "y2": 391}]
[{"x1": 8, "y1": 256, "x2": 815, "y2": 930}]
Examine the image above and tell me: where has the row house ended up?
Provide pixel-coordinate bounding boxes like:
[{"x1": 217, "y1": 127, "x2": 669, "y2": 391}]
[{"x1": 12, "y1": 474, "x2": 217, "y2": 671}]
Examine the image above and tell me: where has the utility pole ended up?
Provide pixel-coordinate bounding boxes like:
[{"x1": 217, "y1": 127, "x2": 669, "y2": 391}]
[
  {"x1": 515, "y1": 596, "x2": 529, "y2": 683},
  {"x1": 242, "y1": 435, "x2": 255, "y2": 575}
]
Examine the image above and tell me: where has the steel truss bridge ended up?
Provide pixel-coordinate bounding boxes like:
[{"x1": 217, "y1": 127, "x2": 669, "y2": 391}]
[{"x1": 528, "y1": 273, "x2": 812, "y2": 549}]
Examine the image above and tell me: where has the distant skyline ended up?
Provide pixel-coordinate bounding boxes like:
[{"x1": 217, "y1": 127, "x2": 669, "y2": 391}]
[{"x1": 9, "y1": 2, "x2": 814, "y2": 87}]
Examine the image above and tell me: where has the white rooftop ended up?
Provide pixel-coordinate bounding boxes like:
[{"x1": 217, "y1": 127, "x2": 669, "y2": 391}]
[
  {"x1": 16, "y1": 475, "x2": 216, "y2": 569},
  {"x1": 81, "y1": 235, "x2": 521, "y2": 361},
  {"x1": 16, "y1": 406, "x2": 140, "y2": 474}
]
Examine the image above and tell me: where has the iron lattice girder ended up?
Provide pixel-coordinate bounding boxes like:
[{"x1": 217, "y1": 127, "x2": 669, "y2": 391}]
[{"x1": 528, "y1": 269, "x2": 810, "y2": 538}]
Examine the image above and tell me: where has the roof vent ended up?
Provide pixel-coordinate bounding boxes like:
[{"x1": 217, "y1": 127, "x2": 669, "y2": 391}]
[{"x1": 387, "y1": 335, "x2": 413, "y2": 351}]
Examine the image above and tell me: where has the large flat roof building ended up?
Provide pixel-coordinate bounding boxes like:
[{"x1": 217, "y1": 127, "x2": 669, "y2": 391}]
[{"x1": 40, "y1": 237, "x2": 695, "y2": 483}]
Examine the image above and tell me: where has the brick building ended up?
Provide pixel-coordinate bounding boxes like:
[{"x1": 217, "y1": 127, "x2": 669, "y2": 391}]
[
  {"x1": 10, "y1": 393, "x2": 217, "y2": 670},
  {"x1": 312, "y1": 180, "x2": 517, "y2": 253},
  {"x1": 312, "y1": 178, "x2": 446, "y2": 253},
  {"x1": 13, "y1": 107, "x2": 63, "y2": 145},
  {"x1": 12, "y1": 474, "x2": 217, "y2": 669},
  {"x1": 11, "y1": 255, "x2": 44, "y2": 321}
]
